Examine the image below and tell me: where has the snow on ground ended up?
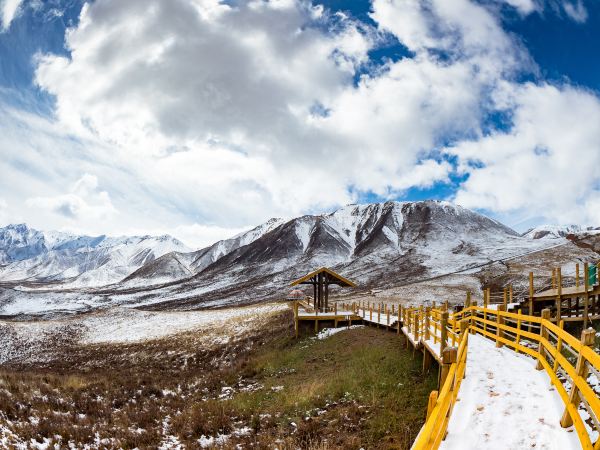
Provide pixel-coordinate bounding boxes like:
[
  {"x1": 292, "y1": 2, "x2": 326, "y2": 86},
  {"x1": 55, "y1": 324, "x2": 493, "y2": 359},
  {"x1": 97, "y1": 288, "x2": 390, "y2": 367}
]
[
  {"x1": 81, "y1": 303, "x2": 287, "y2": 344},
  {"x1": 0, "y1": 302, "x2": 288, "y2": 364},
  {"x1": 441, "y1": 334, "x2": 581, "y2": 450},
  {"x1": 313, "y1": 325, "x2": 364, "y2": 340}
]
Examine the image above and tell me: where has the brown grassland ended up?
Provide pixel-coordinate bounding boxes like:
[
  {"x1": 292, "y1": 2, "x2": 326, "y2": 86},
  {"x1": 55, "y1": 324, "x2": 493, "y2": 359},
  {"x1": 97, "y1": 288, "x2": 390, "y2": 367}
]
[{"x1": 0, "y1": 310, "x2": 436, "y2": 449}]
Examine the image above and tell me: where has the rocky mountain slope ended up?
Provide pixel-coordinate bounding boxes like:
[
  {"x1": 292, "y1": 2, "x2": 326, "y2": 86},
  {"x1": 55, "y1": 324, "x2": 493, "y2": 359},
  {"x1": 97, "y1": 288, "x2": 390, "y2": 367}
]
[
  {"x1": 0, "y1": 224, "x2": 190, "y2": 287},
  {"x1": 2, "y1": 200, "x2": 598, "y2": 316}
]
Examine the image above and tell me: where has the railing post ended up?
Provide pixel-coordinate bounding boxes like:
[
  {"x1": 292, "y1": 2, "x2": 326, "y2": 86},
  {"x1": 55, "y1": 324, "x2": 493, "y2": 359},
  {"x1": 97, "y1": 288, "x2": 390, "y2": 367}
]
[
  {"x1": 496, "y1": 305, "x2": 505, "y2": 348},
  {"x1": 294, "y1": 301, "x2": 299, "y2": 338},
  {"x1": 441, "y1": 311, "x2": 449, "y2": 351},
  {"x1": 414, "y1": 311, "x2": 420, "y2": 342},
  {"x1": 426, "y1": 390, "x2": 438, "y2": 419},
  {"x1": 535, "y1": 309, "x2": 551, "y2": 370},
  {"x1": 483, "y1": 288, "x2": 489, "y2": 334},
  {"x1": 560, "y1": 328, "x2": 596, "y2": 428},
  {"x1": 439, "y1": 346, "x2": 458, "y2": 388},
  {"x1": 424, "y1": 307, "x2": 431, "y2": 340},
  {"x1": 334, "y1": 303, "x2": 338, "y2": 328}
]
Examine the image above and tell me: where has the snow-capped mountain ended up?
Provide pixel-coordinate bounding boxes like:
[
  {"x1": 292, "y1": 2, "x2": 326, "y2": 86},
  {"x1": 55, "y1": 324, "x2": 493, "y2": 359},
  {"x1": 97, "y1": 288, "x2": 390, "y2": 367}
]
[
  {"x1": 112, "y1": 201, "x2": 557, "y2": 308},
  {"x1": 523, "y1": 225, "x2": 599, "y2": 240},
  {"x1": 4, "y1": 201, "x2": 596, "y2": 315},
  {"x1": 0, "y1": 224, "x2": 190, "y2": 287},
  {"x1": 122, "y1": 218, "x2": 285, "y2": 286}
]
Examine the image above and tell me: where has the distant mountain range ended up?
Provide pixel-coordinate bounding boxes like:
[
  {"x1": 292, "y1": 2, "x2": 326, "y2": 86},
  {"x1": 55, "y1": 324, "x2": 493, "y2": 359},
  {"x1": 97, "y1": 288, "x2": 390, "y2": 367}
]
[
  {"x1": 0, "y1": 201, "x2": 598, "y2": 315},
  {"x1": 0, "y1": 224, "x2": 190, "y2": 287}
]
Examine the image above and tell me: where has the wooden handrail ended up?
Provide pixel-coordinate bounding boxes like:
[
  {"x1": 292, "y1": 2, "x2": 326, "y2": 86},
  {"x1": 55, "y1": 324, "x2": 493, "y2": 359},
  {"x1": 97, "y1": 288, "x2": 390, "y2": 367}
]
[{"x1": 412, "y1": 305, "x2": 600, "y2": 450}]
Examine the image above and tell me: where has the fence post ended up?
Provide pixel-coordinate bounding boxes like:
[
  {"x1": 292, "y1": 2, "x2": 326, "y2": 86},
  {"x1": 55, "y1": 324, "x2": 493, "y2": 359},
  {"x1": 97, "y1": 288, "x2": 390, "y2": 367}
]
[
  {"x1": 441, "y1": 311, "x2": 449, "y2": 352},
  {"x1": 439, "y1": 346, "x2": 458, "y2": 388},
  {"x1": 414, "y1": 311, "x2": 420, "y2": 342},
  {"x1": 294, "y1": 301, "x2": 299, "y2": 338},
  {"x1": 426, "y1": 390, "x2": 438, "y2": 419},
  {"x1": 535, "y1": 309, "x2": 551, "y2": 370},
  {"x1": 560, "y1": 328, "x2": 596, "y2": 427},
  {"x1": 334, "y1": 303, "x2": 338, "y2": 328},
  {"x1": 424, "y1": 307, "x2": 431, "y2": 340},
  {"x1": 552, "y1": 320, "x2": 565, "y2": 375},
  {"x1": 483, "y1": 288, "x2": 489, "y2": 334},
  {"x1": 397, "y1": 305, "x2": 401, "y2": 335},
  {"x1": 496, "y1": 305, "x2": 505, "y2": 348},
  {"x1": 529, "y1": 272, "x2": 534, "y2": 332}
]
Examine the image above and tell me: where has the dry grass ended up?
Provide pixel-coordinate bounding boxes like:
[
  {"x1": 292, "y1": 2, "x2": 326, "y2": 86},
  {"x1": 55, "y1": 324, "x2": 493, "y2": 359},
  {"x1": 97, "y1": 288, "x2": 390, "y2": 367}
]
[{"x1": 0, "y1": 310, "x2": 436, "y2": 449}]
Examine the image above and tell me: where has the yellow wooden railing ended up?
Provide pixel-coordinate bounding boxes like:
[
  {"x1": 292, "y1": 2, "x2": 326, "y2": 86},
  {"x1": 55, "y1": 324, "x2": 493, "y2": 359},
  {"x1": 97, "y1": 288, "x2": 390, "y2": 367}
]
[
  {"x1": 410, "y1": 305, "x2": 600, "y2": 450},
  {"x1": 411, "y1": 330, "x2": 468, "y2": 449}
]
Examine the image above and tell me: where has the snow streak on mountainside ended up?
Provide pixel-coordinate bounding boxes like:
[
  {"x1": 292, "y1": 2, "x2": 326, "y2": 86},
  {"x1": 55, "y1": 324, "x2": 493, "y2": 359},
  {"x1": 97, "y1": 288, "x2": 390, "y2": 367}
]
[
  {"x1": 0, "y1": 224, "x2": 190, "y2": 287},
  {"x1": 121, "y1": 218, "x2": 285, "y2": 287},
  {"x1": 523, "y1": 225, "x2": 600, "y2": 239}
]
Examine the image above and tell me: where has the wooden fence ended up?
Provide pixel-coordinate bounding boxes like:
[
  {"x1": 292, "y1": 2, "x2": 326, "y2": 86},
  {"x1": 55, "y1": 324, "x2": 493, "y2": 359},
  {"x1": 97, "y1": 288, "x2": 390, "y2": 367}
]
[{"x1": 403, "y1": 305, "x2": 600, "y2": 450}]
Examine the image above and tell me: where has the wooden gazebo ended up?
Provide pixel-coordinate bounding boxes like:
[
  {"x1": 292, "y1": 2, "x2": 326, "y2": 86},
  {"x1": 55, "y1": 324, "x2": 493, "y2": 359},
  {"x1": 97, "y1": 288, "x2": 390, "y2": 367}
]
[{"x1": 290, "y1": 267, "x2": 356, "y2": 312}]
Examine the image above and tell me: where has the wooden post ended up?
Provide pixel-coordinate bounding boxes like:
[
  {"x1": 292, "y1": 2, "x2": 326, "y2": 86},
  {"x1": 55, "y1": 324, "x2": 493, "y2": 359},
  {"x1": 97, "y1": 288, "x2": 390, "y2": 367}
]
[
  {"x1": 334, "y1": 303, "x2": 338, "y2": 328},
  {"x1": 439, "y1": 346, "x2": 457, "y2": 389},
  {"x1": 552, "y1": 268, "x2": 556, "y2": 290},
  {"x1": 584, "y1": 262, "x2": 590, "y2": 328},
  {"x1": 496, "y1": 305, "x2": 505, "y2": 348},
  {"x1": 529, "y1": 272, "x2": 534, "y2": 332},
  {"x1": 483, "y1": 288, "x2": 489, "y2": 334},
  {"x1": 378, "y1": 303, "x2": 381, "y2": 325},
  {"x1": 460, "y1": 319, "x2": 469, "y2": 338},
  {"x1": 503, "y1": 288, "x2": 508, "y2": 310},
  {"x1": 294, "y1": 301, "x2": 299, "y2": 338},
  {"x1": 460, "y1": 320, "x2": 469, "y2": 374},
  {"x1": 515, "y1": 309, "x2": 522, "y2": 354},
  {"x1": 426, "y1": 390, "x2": 438, "y2": 419},
  {"x1": 465, "y1": 291, "x2": 471, "y2": 309},
  {"x1": 397, "y1": 306, "x2": 401, "y2": 334},
  {"x1": 387, "y1": 308, "x2": 390, "y2": 327},
  {"x1": 556, "y1": 267, "x2": 562, "y2": 320},
  {"x1": 552, "y1": 320, "x2": 564, "y2": 375},
  {"x1": 424, "y1": 307, "x2": 431, "y2": 340},
  {"x1": 370, "y1": 305, "x2": 373, "y2": 321},
  {"x1": 509, "y1": 284, "x2": 513, "y2": 305},
  {"x1": 560, "y1": 328, "x2": 596, "y2": 427},
  {"x1": 535, "y1": 309, "x2": 551, "y2": 370},
  {"x1": 414, "y1": 311, "x2": 419, "y2": 342},
  {"x1": 440, "y1": 311, "x2": 449, "y2": 351},
  {"x1": 576, "y1": 263, "x2": 580, "y2": 288}
]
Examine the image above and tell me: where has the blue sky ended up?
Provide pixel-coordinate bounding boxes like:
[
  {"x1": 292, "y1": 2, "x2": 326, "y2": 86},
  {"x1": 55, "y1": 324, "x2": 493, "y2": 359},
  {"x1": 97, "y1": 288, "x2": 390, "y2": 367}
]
[{"x1": 1, "y1": 0, "x2": 599, "y2": 247}]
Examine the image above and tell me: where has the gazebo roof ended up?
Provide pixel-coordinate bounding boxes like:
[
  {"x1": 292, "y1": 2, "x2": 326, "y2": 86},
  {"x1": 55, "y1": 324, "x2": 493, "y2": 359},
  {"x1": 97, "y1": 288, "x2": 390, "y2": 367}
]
[{"x1": 290, "y1": 267, "x2": 356, "y2": 288}]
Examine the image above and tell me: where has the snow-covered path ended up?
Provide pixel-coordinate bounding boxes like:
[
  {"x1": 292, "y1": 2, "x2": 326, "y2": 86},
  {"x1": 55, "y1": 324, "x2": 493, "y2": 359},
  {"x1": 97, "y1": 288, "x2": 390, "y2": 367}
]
[{"x1": 441, "y1": 334, "x2": 581, "y2": 450}]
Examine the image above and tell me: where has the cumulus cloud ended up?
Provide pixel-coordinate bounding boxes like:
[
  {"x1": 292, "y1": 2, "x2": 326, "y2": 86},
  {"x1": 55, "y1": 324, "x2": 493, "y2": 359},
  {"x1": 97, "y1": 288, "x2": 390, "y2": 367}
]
[
  {"x1": 0, "y1": 0, "x2": 23, "y2": 31},
  {"x1": 26, "y1": 173, "x2": 117, "y2": 221},
  {"x1": 33, "y1": 0, "x2": 521, "y2": 224},
  {"x1": 0, "y1": 0, "x2": 596, "y2": 244},
  {"x1": 449, "y1": 82, "x2": 600, "y2": 225}
]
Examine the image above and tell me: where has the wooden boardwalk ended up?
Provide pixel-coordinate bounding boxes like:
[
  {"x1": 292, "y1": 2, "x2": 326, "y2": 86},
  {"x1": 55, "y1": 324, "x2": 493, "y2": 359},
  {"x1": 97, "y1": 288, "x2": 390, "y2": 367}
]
[{"x1": 293, "y1": 299, "x2": 600, "y2": 449}]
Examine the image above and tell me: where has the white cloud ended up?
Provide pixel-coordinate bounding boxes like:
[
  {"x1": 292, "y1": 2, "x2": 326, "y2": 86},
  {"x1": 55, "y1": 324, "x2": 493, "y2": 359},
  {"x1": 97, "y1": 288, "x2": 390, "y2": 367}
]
[
  {"x1": 0, "y1": 0, "x2": 596, "y2": 246},
  {"x1": 0, "y1": 0, "x2": 23, "y2": 31},
  {"x1": 501, "y1": 0, "x2": 538, "y2": 15},
  {"x1": 562, "y1": 0, "x2": 588, "y2": 23},
  {"x1": 33, "y1": 0, "x2": 519, "y2": 226},
  {"x1": 26, "y1": 173, "x2": 117, "y2": 221},
  {"x1": 449, "y1": 82, "x2": 600, "y2": 225}
]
